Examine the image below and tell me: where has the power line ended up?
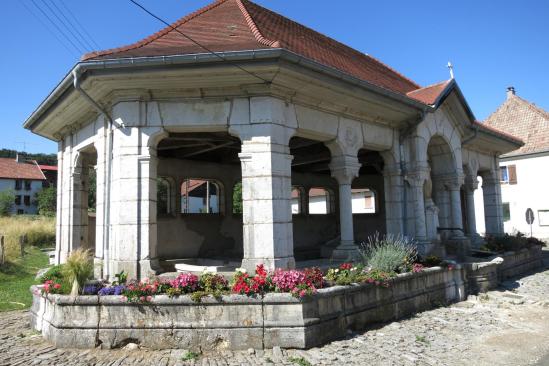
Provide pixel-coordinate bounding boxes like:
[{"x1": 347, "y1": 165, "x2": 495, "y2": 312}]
[
  {"x1": 128, "y1": 0, "x2": 272, "y2": 85},
  {"x1": 58, "y1": 0, "x2": 102, "y2": 50},
  {"x1": 46, "y1": 0, "x2": 95, "y2": 51},
  {"x1": 29, "y1": 0, "x2": 83, "y2": 54},
  {"x1": 20, "y1": 0, "x2": 79, "y2": 57},
  {"x1": 41, "y1": 0, "x2": 89, "y2": 53}
]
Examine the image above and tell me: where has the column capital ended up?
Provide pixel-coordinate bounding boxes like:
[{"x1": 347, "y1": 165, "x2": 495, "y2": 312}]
[
  {"x1": 464, "y1": 176, "x2": 479, "y2": 192},
  {"x1": 405, "y1": 170, "x2": 429, "y2": 188},
  {"x1": 329, "y1": 155, "x2": 361, "y2": 185},
  {"x1": 482, "y1": 170, "x2": 500, "y2": 186},
  {"x1": 382, "y1": 163, "x2": 401, "y2": 177},
  {"x1": 438, "y1": 174, "x2": 465, "y2": 190}
]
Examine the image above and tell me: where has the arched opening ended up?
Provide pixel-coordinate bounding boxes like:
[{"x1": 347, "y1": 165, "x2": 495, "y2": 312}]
[
  {"x1": 289, "y1": 136, "x2": 337, "y2": 260},
  {"x1": 354, "y1": 149, "x2": 386, "y2": 243},
  {"x1": 426, "y1": 135, "x2": 459, "y2": 242},
  {"x1": 155, "y1": 131, "x2": 242, "y2": 271},
  {"x1": 72, "y1": 145, "x2": 97, "y2": 255}
]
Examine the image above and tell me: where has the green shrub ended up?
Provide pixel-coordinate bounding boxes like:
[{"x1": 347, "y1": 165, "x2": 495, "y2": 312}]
[
  {"x1": 62, "y1": 249, "x2": 94, "y2": 295},
  {"x1": 37, "y1": 264, "x2": 71, "y2": 294},
  {"x1": 0, "y1": 190, "x2": 15, "y2": 216},
  {"x1": 484, "y1": 232, "x2": 546, "y2": 252},
  {"x1": 360, "y1": 233, "x2": 417, "y2": 273},
  {"x1": 36, "y1": 187, "x2": 56, "y2": 217}
]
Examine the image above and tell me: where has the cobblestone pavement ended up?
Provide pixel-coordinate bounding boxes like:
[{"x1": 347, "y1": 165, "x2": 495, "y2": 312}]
[{"x1": 1, "y1": 253, "x2": 548, "y2": 366}]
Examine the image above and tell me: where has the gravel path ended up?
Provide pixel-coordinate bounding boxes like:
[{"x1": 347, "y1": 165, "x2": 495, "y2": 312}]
[{"x1": 1, "y1": 251, "x2": 548, "y2": 366}]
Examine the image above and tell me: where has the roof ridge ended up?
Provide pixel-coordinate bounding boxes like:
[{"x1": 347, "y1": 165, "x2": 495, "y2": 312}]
[
  {"x1": 514, "y1": 95, "x2": 549, "y2": 120},
  {"x1": 407, "y1": 79, "x2": 450, "y2": 94},
  {"x1": 240, "y1": 0, "x2": 419, "y2": 91},
  {"x1": 82, "y1": 0, "x2": 231, "y2": 61},
  {"x1": 237, "y1": 0, "x2": 280, "y2": 48}
]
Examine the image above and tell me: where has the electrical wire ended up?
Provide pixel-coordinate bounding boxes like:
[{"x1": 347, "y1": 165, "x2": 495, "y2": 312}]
[
  {"x1": 58, "y1": 0, "x2": 101, "y2": 50},
  {"x1": 46, "y1": 0, "x2": 96, "y2": 51},
  {"x1": 41, "y1": 0, "x2": 89, "y2": 53},
  {"x1": 20, "y1": 0, "x2": 79, "y2": 57},
  {"x1": 29, "y1": 0, "x2": 83, "y2": 54},
  {"x1": 128, "y1": 0, "x2": 272, "y2": 85}
]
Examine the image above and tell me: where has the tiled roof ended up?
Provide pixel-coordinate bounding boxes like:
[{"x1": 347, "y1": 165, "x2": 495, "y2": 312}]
[
  {"x1": 38, "y1": 165, "x2": 58, "y2": 171},
  {"x1": 484, "y1": 93, "x2": 549, "y2": 156},
  {"x1": 406, "y1": 80, "x2": 451, "y2": 105},
  {"x1": 0, "y1": 158, "x2": 46, "y2": 180},
  {"x1": 83, "y1": 0, "x2": 420, "y2": 95}
]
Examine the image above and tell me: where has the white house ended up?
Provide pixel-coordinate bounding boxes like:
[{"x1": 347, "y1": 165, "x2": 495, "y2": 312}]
[
  {"x1": 475, "y1": 87, "x2": 549, "y2": 240},
  {"x1": 24, "y1": 0, "x2": 521, "y2": 279},
  {"x1": 0, "y1": 157, "x2": 46, "y2": 215}
]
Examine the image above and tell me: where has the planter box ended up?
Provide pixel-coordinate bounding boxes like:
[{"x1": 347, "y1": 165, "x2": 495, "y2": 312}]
[
  {"x1": 31, "y1": 267, "x2": 465, "y2": 350},
  {"x1": 496, "y1": 246, "x2": 544, "y2": 280}
]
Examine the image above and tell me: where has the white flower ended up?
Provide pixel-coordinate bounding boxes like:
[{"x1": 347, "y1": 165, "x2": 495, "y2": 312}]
[
  {"x1": 334, "y1": 269, "x2": 340, "y2": 273},
  {"x1": 235, "y1": 267, "x2": 247, "y2": 274},
  {"x1": 352, "y1": 267, "x2": 358, "y2": 271}
]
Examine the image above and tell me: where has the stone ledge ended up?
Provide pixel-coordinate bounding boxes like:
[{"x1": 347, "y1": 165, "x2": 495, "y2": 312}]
[{"x1": 31, "y1": 267, "x2": 465, "y2": 350}]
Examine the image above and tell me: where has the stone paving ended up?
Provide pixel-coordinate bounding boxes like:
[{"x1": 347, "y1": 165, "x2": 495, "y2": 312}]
[{"x1": 1, "y1": 252, "x2": 549, "y2": 366}]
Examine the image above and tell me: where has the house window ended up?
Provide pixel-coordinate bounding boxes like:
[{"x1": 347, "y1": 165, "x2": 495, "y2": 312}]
[
  {"x1": 14, "y1": 180, "x2": 22, "y2": 190},
  {"x1": 308, "y1": 188, "x2": 332, "y2": 214},
  {"x1": 500, "y1": 165, "x2": 517, "y2": 185},
  {"x1": 502, "y1": 202, "x2": 511, "y2": 222},
  {"x1": 181, "y1": 179, "x2": 220, "y2": 214},
  {"x1": 157, "y1": 177, "x2": 172, "y2": 215},
  {"x1": 15, "y1": 195, "x2": 21, "y2": 205},
  {"x1": 17, "y1": 209, "x2": 24, "y2": 215},
  {"x1": 538, "y1": 210, "x2": 549, "y2": 227},
  {"x1": 291, "y1": 187, "x2": 302, "y2": 214},
  {"x1": 24, "y1": 181, "x2": 31, "y2": 191},
  {"x1": 351, "y1": 188, "x2": 376, "y2": 214},
  {"x1": 24, "y1": 195, "x2": 31, "y2": 206}
]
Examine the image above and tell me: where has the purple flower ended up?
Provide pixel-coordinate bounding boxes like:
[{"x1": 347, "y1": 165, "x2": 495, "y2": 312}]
[
  {"x1": 98, "y1": 285, "x2": 126, "y2": 296},
  {"x1": 82, "y1": 283, "x2": 103, "y2": 295}
]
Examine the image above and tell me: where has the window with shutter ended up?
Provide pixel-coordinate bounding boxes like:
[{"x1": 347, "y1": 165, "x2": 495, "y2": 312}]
[{"x1": 508, "y1": 165, "x2": 517, "y2": 185}]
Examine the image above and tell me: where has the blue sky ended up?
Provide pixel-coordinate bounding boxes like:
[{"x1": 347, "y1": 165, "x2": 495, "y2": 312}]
[{"x1": 2, "y1": 0, "x2": 548, "y2": 154}]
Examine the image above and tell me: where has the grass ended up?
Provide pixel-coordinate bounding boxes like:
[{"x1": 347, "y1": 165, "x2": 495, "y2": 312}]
[
  {"x1": 181, "y1": 351, "x2": 201, "y2": 361},
  {"x1": 0, "y1": 246, "x2": 48, "y2": 311},
  {"x1": 289, "y1": 356, "x2": 312, "y2": 366},
  {"x1": 0, "y1": 215, "x2": 55, "y2": 261},
  {"x1": 415, "y1": 335, "x2": 430, "y2": 345}
]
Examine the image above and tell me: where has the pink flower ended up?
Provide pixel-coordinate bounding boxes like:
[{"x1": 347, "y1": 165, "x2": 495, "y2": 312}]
[{"x1": 146, "y1": 296, "x2": 152, "y2": 302}]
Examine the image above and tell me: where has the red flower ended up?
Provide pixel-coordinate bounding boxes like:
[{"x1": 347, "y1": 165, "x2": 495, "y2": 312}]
[{"x1": 340, "y1": 263, "x2": 353, "y2": 270}]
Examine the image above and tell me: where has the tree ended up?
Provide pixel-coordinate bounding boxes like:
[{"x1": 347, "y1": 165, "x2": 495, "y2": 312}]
[
  {"x1": 232, "y1": 182, "x2": 242, "y2": 214},
  {"x1": 36, "y1": 187, "x2": 57, "y2": 216},
  {"x1": 88, "y1": 168, "x2": 96, "y2": 212},
  {"x1": 0, "y1": 190, "x2": 15, "y2": 216}
]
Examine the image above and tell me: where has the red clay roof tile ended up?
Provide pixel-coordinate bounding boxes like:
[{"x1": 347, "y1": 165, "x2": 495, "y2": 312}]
[
  {"x1": 406, "y1": 80, "x2": 451, "y2": 105},
  {"x1": 83, "y1": 0, "x2": 420, "y2": 95},
  {"x1": 0, "y1": 158, "x2": 46, "y2": 180}
]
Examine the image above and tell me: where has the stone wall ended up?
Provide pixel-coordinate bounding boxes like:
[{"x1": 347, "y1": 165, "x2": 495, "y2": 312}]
[{"x1": 30, "y1": 267, "x2": 465, "y2": 350}]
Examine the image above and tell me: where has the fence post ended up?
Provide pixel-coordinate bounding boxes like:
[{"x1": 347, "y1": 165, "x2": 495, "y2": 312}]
[
  {"x1": 19, "y1": 235, "x2": 25, "y2": 258},
  {"x1": 0, "y1": 235, "x2": 4, "y2": 265}
]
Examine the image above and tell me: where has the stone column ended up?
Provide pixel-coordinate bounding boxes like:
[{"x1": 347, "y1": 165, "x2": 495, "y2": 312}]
[
  {"x1": 383, "y1": 164, "x2": 404, "y2": 235},
  {"x1": 407, "y1": 174, "x2": 428, "y2": 242},
  {"x1": 482, "y1": 171, "x2": 504, "y2": 236},
  {"x1": 238, "y1": 132, "x2": 295, "y2": 271},
  {"x1": 464, "y1": 177, "x2": 480, "y2": 246},
  {"x1": 445, "y1": 178, "x2": 465, "y2": 238},
  {"x1": 329, "y1": 155, "x2": 361, "y2": 260}
]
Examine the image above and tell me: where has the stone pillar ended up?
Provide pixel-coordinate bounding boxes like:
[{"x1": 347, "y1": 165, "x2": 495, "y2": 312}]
[
  {"x1": 464, "y1": 177, "x2": 480, "y2": 246},
  {"x1": 445, "y1": 179, "x2": 465, "y2": 238},
  {"x1": 406, "y1": 174, "x2": 428, "y2": 243},
  {"x1": 238, "y1": 131, "x2": 295, "y2": 271},
  {"x1": 383, "y1": 164, "x2": 404, "y2": 235},
  {"x1": 329, "y1": 155, "x2": 361, "y2": 260},
  {"x1": 482, "y1": 171, "x2": 504, "y2": 236},
  {"x1": 69, "y1": 164, "x2": 87, "y2": 252}
]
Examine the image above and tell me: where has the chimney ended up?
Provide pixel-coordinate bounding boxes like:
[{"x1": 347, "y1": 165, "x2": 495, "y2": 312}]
[
  {"x1": 507, "y1": 86, "x2": 516, "y2": 99},
  {"x1": 15, "y1": 153, "x2": 20, "y2": 163}
]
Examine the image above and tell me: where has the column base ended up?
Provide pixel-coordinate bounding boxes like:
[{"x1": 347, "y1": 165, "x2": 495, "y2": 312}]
[
  {"x1": 444, "y1": 237, "x2": 471, "y2": 262},
  {"x1": 330, "y1": 241, "x2": 362, "y2": 262},
  {"x1": 416, "y1": 240, "x2": 444, "y2": 258},
  {"x1": 140, "y1": 258, "x2": 161, "y2": 279},
  {"x1": 241, "y1": 256, "x2": 296, "y2": 272}
]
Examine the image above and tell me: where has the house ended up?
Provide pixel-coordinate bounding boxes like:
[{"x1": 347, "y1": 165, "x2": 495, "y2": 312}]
[
  {"x1": 0, "y1": 157, "x2": 46, "y2": 215},
  {"x1": 475, "y1": 87, "x2": 549, "y2": 240},
  {"x1": 24, "y1": 0, "x2": 522, "y2": 279},
  {"x1": 38, "y1": 164, "x2": 58, "y2": 188}
]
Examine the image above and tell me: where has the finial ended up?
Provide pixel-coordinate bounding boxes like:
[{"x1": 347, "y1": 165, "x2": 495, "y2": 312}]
[{"x1": 447, "y1": 61, "x2": 454, "y2": 79}]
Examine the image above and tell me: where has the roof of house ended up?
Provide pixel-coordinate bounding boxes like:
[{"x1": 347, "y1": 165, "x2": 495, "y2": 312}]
[
  {"x1": 483, "y1": 90, "x2": 549, "y2": 156},
  {"x1": 406, "y1": 80, "x2": 451, "y2": 105},
  {"x1": 83, "y1": 0, "x2": 420, "y2": 95},
  {"x1": 38, "y1": 165, "x2": 58, "y2": 171},
  {"x1": 0, "y1": 158, "x2": 46, "y2": 180}
]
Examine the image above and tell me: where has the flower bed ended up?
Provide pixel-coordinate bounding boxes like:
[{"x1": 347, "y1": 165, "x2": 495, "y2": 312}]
[{"x1": 30, "y1": 265, "x2": 466, "y2": 350}]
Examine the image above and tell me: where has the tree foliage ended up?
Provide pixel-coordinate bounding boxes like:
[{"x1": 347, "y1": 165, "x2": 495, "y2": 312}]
[
  {"x1": 0, "y1": 149, "x2": 57, "y2": 166},
  {"x1": 232, "y1": 182, "x2": 242, "y2": 214},
  {"x1": 0, "y1": 190, "x2": 15, "y2": 216},
  {"x1": 36, "y1": 187, "x2": 57, "y2": 216}
]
